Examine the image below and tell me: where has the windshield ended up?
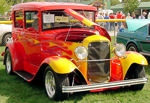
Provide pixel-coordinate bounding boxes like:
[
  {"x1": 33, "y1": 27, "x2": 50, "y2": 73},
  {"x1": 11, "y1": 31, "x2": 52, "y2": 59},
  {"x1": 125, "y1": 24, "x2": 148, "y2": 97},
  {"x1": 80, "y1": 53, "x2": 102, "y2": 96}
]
[{"x1": 42, "y1": 10, "x2": 95, "y2": 31}]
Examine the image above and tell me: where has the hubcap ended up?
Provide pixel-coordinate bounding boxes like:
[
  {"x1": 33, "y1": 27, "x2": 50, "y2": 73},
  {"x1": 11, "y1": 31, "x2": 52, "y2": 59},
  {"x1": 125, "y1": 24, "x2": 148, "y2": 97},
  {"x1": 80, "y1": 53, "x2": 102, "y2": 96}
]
[
  {"x1": 6, "y1": 53, "x2": 11, "y2": 73},
  {"x1": 128, "y1": 46, "x2": 136, "y2": 51},
  {"x1": 45, "y1": 71, "x2": 56, "y2": 98}
]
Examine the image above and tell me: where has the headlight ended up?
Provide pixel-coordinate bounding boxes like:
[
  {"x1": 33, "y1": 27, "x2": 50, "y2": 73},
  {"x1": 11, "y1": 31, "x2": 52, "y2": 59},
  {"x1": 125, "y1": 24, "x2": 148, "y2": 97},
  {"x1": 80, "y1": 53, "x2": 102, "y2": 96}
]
[
  {"x1": 75, "y1": 46, "x2": 88, "y2": 59},
  {"x1": 114, "y1": 44, "x2": 126, "y2": 57}
]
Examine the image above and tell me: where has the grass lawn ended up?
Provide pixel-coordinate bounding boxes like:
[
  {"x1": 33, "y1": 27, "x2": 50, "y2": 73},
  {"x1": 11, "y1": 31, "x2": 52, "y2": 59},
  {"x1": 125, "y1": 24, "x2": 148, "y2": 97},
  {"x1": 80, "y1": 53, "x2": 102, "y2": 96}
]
[{"x1": 0, "y1": 42, "x2": 150, "y2": 103}]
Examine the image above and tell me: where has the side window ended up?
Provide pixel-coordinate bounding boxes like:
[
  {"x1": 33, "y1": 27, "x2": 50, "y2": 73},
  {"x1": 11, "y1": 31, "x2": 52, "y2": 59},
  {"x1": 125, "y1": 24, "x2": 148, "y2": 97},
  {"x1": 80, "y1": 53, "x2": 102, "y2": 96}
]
[
  {"x1": 25, "y1": 11, "x2": 39, "y2": 31},
  {"x1": 137, "y1": 25, "x2": 148, "y2": 35},
  {"x1": 15, "y1": 11, "x2": 23, "y2": 28}
]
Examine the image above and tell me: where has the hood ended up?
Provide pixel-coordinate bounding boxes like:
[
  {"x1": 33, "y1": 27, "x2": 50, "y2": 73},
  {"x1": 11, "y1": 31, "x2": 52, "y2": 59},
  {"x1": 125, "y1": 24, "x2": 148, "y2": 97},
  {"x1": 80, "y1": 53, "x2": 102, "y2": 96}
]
[
  {"x1": 64, "y1": 9, "x2": 111, "y2": 41},
  {"x1": 126, "y1": 19, "x2": 150, "y2": 32}
]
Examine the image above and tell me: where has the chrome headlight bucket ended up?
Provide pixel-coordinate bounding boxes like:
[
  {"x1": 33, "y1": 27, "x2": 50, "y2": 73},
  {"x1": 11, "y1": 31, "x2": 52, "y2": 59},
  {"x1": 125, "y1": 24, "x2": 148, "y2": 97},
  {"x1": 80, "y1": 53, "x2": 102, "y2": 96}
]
[
  {"x1": 114, "y1": 44, "x2": 126, "y2": 57},
  {"x1": 75, "y1": 46, "x2": 88, "y2": 59}
]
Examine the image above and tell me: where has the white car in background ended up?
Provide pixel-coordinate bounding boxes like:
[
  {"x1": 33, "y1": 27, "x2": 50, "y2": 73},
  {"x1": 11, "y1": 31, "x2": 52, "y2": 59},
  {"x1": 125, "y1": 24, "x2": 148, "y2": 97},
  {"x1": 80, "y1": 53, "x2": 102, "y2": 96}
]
[{"x1": 0, "y1": 24, "x2": 12, "y2": 45}]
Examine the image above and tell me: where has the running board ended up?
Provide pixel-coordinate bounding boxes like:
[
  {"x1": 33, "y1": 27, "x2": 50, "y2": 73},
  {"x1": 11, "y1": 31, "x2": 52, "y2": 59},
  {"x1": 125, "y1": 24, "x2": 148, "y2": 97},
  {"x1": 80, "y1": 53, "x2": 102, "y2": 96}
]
[
  {"x1": 62, "y1": 78, "x2": 147, "y2": 93},
  {"x1": 14, "y1": 71, "x2": 34, "y2": 81}
]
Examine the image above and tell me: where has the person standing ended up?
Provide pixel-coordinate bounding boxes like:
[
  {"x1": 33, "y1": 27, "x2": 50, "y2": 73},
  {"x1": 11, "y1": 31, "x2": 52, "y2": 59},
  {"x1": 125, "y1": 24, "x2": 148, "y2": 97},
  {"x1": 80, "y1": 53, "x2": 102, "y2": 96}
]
[
  {"x1": 132, "y1": 12, "x2": 136, "y2": 19},
  {"x1": 139, "y1": 12, "x2": 147, "y2": 19},
  {"x1": 104, "y1": 13, "x2": 110, "y2": 30},
  {"x1": 97, "y1": 12, "x2": 104, "y2": 26},
  {"x1": 126, "y1": 13, "x2": 133, "y2": 19},
  {"x1": 116, "y1": 11, "x2": 122, "y2": 30},
  {"x1": 109, "y1": 13, "x2": 115, "y2": 31}
]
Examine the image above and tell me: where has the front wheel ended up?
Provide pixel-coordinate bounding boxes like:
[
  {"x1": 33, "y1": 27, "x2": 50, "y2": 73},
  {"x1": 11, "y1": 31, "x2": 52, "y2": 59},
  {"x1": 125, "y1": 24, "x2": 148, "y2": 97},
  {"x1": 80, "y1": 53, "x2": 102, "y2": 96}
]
[
  {"x1": 125, "y1": 64, "x2": 145, "y2": 90},
  {"x1": 44, "y1": 66, "x2": 69, "y2": 100}
]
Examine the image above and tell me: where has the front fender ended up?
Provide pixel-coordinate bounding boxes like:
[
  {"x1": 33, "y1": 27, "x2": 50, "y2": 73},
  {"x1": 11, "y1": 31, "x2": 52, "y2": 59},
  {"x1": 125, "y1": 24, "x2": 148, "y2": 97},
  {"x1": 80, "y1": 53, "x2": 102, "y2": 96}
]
[
  {"x1": 120, "y1": 51, "x2": 148, "y2": 79},
  {"x1": 41, "y1": 56, "x2": 77, "y2": 74}
]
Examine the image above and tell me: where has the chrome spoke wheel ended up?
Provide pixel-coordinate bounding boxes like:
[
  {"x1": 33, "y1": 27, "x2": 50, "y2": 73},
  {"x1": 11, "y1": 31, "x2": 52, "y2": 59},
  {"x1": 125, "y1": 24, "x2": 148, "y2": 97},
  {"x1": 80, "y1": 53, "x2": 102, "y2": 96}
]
[{"x1": 45, "y1": 70, "x2": 56, "y2": 98}]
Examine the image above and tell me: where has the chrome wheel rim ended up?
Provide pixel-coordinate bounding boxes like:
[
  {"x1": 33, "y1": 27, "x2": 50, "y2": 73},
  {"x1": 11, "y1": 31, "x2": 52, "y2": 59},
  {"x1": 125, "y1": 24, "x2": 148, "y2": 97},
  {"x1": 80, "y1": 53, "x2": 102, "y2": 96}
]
[
  {"x1": 6, "y1": 36, "x2": 12, "y2": 43},
  {"x1": 128, "y1": 46, "x2": 136, "y2": 51},
  {"x1": 45, "y1": 71, "x2": 56, "y2": 98},
  {"x1": 6, "y1": 53, "x2": 11, "y2": 73}
]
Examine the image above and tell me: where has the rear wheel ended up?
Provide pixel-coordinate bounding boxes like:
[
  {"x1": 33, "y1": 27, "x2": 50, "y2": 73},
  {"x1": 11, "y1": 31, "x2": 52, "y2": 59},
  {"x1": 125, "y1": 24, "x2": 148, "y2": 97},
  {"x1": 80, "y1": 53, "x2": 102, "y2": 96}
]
[
  {"x1": 127, "y1": 43, "x2": 138, "y2": 52},
  {"x1": 125, "y1": 64, "x2": 145, "y2": 90},
  {"x1": 5, "y1": 49, "x2": 13, "y2": 74},
  {"x1": 44, "y1": 66, "x2": 69, "y2": 100}
]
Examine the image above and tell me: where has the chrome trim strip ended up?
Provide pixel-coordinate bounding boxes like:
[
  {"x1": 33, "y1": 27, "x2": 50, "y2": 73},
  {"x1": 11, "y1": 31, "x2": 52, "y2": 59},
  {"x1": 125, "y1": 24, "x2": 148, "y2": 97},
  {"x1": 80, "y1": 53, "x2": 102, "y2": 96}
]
[
  {"x1": 77, "y1": 58, "x2": 116, "y2": 62},
  {"x1": 80, "y1": 59, "x2": 111, "y2": 62},
  {"x1": 62, "y1": 78, "x2": 147, "y2": 93},
  {"x1": 140, "y1": 52, "x2": 150, "y2": 56}
]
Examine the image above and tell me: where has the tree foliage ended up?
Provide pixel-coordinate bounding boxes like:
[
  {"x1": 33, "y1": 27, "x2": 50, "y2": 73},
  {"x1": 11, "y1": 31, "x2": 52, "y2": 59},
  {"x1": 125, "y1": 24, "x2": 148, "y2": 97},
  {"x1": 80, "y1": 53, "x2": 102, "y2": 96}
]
[
  {"x1": 0, "y1": 0, "x2": 46, "y2": 15},
  {"x1": 111, "y1": 0, "x2": 121, "y2": 6},
  {"x1": 123, "y1": 0, "x2": 140, "y2": 14},
  {"x1": 0, "y1": 0, "x2": 13, "y2": 15},
  {"x1": 141, "y1": 0, "x2": 150, "y2": 2}
]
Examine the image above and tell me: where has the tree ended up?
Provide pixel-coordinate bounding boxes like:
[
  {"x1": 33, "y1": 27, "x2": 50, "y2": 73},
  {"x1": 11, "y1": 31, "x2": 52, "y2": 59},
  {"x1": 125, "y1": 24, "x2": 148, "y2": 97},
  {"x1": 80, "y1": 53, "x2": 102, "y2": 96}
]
[
  {"x1": 0, "y1": 0, "x2": 13, "y2": 15},
  {"x1": 111, "y1": 0, "x2": 121, "y2": 6},
  {"x1": 141, "y1": 0, "x2": 150, "y2": 2},
  {"x1": 123, "y1": 0, "x2": 140, "y2": 14}
]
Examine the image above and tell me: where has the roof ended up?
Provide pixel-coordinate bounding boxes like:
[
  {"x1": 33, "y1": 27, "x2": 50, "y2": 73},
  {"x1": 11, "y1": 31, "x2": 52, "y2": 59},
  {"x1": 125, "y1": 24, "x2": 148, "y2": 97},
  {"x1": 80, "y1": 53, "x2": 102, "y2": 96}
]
[
  {"x1": 12, "y1": 2, "x2": 97, "y2": 11},
  {"x1": 111, "y1": 2, "x2": 150, "y2": 10},
  {"x1": 47, "y1": 0, "x2": 95, "y2": 5}
]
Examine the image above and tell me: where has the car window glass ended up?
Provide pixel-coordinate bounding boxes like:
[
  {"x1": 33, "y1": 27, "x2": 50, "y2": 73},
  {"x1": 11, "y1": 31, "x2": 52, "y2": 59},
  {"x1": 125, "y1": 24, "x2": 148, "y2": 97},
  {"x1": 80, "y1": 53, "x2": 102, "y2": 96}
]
[
  {"x1": 25, "y1": 11, "x2": 39, "y2": 31},
  {"x1": 14, "y1": 11, "x2": 23, "y2": 28},
  {"x1": 136, "y1": 25, "x2": 148, "y2": 34},
  {"x1": 42, "y1": 10, "x2": 95, "y2": 31}
]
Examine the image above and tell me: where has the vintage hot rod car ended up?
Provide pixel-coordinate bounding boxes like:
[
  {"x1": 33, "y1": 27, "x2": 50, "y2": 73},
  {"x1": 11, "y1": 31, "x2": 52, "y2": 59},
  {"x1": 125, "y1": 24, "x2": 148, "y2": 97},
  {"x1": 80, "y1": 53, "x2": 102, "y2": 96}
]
[{"x1": 3, "y1": 2, "x2": 148, "y2": 100}]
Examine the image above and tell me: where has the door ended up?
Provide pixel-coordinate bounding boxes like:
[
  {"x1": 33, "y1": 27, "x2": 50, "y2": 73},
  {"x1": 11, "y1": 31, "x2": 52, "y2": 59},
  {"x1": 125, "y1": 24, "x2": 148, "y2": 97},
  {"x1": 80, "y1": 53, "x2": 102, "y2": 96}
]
[
  {"x1": 24, "y1": 11, "x2": 41, "y2": 73},
  {"x1": 13, "y1": 10, "x2": 25, "y2": 71},
  {"x1": 138, "y1": 24, "x2": 150, "y2": 53}
]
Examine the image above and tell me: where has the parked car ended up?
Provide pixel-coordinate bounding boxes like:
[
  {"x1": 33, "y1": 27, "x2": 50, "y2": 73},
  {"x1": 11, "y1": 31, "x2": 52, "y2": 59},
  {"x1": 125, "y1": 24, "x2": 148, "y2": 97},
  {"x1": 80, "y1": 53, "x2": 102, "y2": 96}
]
[
  {"x1": 3, "y1": 2, "x2": 148, "y2": 100},
  {"x1": 0, "y1": 24, "x2": 12, "y2": 45},
  {"x1": 117, "y1": 19, "x2": 150, "y2": 57}
]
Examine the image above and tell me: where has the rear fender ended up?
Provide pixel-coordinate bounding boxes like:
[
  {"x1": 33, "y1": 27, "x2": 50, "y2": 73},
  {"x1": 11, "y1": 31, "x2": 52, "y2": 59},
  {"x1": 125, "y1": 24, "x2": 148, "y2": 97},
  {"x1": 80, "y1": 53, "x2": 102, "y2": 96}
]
[
  {"x1": 120, "y1": 51, "x2": 148, "y2": 79},
  {"x1": 4, "y1": 42, "x2": 25, "y2": 71},
  {"x1": 41, "y1": 56, "x2": 77, "y2": 74}
]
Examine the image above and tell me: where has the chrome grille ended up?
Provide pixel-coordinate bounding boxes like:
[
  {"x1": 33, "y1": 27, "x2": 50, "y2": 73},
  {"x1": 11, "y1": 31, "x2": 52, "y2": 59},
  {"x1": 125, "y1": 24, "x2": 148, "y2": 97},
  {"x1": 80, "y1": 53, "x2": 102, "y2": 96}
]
[{"x1": 87, "y1": 41, "x2": 110, "y2": 83}]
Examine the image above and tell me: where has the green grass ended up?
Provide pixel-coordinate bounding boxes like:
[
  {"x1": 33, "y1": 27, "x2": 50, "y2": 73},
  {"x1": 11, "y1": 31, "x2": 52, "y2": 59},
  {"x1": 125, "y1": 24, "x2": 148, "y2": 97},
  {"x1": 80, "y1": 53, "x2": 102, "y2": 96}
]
[
  {"x1": 0, "y1": 43, "x2": 150, "y2": 103},
  {"x1": 0, "y1": 46, "x2": 5, "y2": 61}
]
